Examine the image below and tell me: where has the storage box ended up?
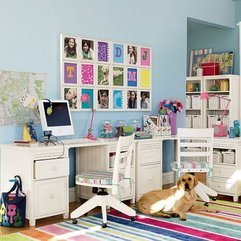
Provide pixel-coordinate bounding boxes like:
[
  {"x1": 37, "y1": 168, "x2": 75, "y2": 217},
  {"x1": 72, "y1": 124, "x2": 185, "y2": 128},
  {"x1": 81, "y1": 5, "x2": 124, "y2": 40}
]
[
  {"x1": 213, "y1": 149, "x2": 222, "y2": 163},
  {"x1": 191, "y1": 95, "x2": 201, "y2": 109},
  {"x1": 201, "y1": 62, "x2": 220, "y2": 76},
  {"x1": 192, "y1": 115, "x2": 202, "y2": 128},
  {"x1": 208, "y1": 96, "x2": 219, "y2": 109},
  {"x1": 185, "y1": 115, "x2": 192, "y2": 128},
  {"x1": 186, "y1": 96, "x2": 191, "y2": 109},
  {"x1": 222, "y1": 150, "x2": 235, "y2": 164},
  {"x1": 212, "y1": 123, "x2": 228, "y2": 137}
]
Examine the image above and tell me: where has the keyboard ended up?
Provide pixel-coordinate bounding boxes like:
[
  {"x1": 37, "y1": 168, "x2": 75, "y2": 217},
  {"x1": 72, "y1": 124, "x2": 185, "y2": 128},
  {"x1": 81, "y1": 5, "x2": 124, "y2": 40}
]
[{"x1": 61, "y1": 138, "x2": 97, "y2": 145}]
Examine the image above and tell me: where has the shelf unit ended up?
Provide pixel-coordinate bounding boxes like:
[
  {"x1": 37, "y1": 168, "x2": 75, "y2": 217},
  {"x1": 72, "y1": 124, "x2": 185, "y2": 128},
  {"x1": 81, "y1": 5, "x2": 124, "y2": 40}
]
[{"x1": 186, "y1": 75, "x2": 240, "y2": 129}]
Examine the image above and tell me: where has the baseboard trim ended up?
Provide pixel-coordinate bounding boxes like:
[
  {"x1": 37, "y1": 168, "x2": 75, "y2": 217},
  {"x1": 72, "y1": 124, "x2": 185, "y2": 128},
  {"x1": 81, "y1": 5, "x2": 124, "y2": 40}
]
[
  {"x1": 163, "y1": 171, "x2": 174, "y2": 185},
  {"x1": 69, "y1": 187, "x2": 76, "y2": 203}
]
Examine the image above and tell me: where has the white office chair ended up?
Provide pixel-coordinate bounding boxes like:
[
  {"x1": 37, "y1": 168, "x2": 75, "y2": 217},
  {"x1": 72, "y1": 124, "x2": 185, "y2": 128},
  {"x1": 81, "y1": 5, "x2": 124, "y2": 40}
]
[
  {"x1": 172, "y1": 128, "x2": 217, "y2": 204},
  {"x1": 71, "y1": 134, "x2": 136, "y2": 228}
]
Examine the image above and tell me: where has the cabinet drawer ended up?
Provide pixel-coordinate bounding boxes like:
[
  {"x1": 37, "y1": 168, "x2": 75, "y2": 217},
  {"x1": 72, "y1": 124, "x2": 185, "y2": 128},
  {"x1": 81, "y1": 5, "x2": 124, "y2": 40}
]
[
  {"x1": 138, "y1": 149, "x2": 161, "y2": 165},
  {"x1": 138, "y1": 165, "x2": 161, "y2": 195},
  {"x1": 34, "y1": 158, "x2": 69, "y2": 179},
  {"x1": 210, "y1": 177, "x2": 235, "y2": 194},
  {"x1": 138, "y1": 141, "x2": 161, "y2": 150},
  {"x1": 213, "y1": 165, "x2": 235, "y2": 178},
  {"x1": 34, "y1": 177, "x2": 67, "y2": 217}
]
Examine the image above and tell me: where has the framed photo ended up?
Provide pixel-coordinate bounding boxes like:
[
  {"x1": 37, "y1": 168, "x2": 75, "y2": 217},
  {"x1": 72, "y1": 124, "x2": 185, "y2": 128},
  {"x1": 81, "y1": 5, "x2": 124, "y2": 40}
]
[
  {"x1": 97, "y1": 64, "x2": 110, "y2": 86},
  {"x1": 127, "y1": 90, "x2": 137, "y2": 110},
  {"x1": 63, "y1": 36, "x2": 78, "y2": 60},
  {"x1": 97, "y1": 89, "x2": 110, "y2": 110},
  {"x1": 64, "y1": 87, "x2": 78, "y2": 110},
  {"x1": 140, "y1": 68, "x2": 151, "y2": 89},
  {"x1": 113, "y1": 66, "x2": 124, "y2": 87},
  {"x1": 80, "y1": 38, "x2": 95, "y2": 61},
  {"x1": 127, "y1": 45, "x2": 138, "y2": 65},
  {"x1": 140, "y1": 91, "x2": 150, "y2": 110}
]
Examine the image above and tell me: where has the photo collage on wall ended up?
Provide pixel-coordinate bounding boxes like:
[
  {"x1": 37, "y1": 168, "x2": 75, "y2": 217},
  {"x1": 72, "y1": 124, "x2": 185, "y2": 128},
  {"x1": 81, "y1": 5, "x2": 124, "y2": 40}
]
[{"x1": 60, "y1": 34, "x2": 152, "y2": 111}]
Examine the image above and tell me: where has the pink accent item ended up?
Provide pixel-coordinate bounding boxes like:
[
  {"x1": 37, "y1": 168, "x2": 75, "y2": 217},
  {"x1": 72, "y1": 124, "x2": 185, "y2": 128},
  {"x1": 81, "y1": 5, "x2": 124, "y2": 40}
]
[{"x1": 81, "y1": 94, "x2": 97, "y2": 140}]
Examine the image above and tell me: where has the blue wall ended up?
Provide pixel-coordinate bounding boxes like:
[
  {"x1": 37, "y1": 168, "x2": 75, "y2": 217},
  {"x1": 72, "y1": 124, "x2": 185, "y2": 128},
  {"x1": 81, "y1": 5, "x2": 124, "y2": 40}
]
[{"x1": 0, "y1": 1, "x2": 236, "y2": 183}]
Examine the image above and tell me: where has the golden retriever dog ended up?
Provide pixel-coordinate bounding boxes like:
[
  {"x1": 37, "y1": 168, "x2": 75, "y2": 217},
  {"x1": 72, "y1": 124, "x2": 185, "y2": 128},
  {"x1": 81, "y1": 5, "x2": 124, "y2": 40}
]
[{"x1": 137, "y1": 173, "x2": 219, "y2": 221}]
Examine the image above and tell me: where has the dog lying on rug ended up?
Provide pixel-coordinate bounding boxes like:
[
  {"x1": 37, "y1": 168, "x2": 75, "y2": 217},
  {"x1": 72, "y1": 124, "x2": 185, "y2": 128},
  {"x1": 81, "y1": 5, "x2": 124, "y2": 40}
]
[{"x1": 137, "y1": 173, "x2": 219, "y2": 221}]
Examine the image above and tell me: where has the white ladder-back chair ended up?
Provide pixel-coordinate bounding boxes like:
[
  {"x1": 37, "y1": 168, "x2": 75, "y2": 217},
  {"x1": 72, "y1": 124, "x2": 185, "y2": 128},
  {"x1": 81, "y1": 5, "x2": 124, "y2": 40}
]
[
  {"x1": 71, "y1": 134, "x2": 136, "y2": 228},
  {"x1": 172, "y1": 128, "x2": 217, "y2": 204}
]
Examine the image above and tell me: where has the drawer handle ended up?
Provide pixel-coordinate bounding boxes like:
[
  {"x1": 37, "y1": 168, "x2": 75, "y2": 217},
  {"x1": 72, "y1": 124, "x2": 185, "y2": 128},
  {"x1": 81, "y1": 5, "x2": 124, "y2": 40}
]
[
  {"x1": 49, "y1": 193, "x2": 55, "y2": 199},
  {"x1": 51, "y1": 165, "x2": 57, "y2": 171}
]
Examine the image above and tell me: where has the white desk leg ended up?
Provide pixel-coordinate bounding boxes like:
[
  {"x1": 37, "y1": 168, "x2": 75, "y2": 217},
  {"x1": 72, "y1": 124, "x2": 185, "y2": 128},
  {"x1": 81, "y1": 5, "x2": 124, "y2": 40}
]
[{"x1": 29, "y1": 219, "x2": 36, "y2": 227}]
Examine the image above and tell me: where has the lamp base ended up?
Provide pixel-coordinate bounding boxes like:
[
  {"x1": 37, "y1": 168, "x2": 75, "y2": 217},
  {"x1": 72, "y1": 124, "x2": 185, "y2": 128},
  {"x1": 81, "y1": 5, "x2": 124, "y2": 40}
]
[
  {"x1": 87, "y1": 129, "x2": 97, "y2": 140},
  {"x1": 212, "y1": 123, "x2": 228, "y2": 137}
]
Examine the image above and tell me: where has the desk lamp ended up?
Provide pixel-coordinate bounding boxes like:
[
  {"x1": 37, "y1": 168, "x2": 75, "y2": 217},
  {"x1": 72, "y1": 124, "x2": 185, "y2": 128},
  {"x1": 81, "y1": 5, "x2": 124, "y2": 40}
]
[
  {"x1": 81, "y1": 94, "x2": 97, "y2": 140},
  {"x1": 201, "y1": 92, "x2": 231, "y2": 137}
]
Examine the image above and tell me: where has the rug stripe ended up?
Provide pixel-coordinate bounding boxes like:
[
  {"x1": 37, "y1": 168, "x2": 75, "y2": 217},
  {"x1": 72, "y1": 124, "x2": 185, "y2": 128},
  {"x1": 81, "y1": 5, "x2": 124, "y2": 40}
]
[
  {"x1": 110, "y1": 211, "x2": 241, "y2": 241},
  {"x1": 104, "y1": 214, "x2": 206, "y2": 241},
  {"x1": 86, "y1": 216, "x2": 179, "y2": 241}
]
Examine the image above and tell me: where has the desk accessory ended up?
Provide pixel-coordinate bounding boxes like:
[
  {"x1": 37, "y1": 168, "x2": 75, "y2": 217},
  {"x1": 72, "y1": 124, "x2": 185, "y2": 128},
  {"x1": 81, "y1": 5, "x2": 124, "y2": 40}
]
[
  {"x1": 134, "y1": 131, "x2": 152, "y2": 139},
  {"x1": 81, "y1": 94, "x2": 97, "y2": 140},
  {"x1": 201, "y1": 92, "x2": 231, "y2": 137}
]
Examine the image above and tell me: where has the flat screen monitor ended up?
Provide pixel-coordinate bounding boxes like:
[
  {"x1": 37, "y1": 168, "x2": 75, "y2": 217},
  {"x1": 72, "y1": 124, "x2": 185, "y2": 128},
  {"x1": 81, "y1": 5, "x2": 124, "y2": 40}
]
[{"x1": 38, "y1": 100, "x2": 74, "y2": 137}]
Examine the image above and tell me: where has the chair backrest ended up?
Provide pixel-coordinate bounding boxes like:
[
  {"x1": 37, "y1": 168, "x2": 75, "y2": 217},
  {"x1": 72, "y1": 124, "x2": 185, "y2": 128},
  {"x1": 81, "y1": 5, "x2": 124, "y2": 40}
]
[
  {"x1": 112, "y1": 134, "x2": 135, "y2": 194},
  {"x1": 177, "y1": 128, "x2": 214, "y2": 174}
]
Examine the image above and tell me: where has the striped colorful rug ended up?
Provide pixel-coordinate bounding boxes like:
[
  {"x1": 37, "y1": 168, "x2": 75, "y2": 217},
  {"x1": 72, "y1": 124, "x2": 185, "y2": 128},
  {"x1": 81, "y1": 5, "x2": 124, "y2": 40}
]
[{"x1": 1, "y1": 200, "x2": 241, "y2": 241}]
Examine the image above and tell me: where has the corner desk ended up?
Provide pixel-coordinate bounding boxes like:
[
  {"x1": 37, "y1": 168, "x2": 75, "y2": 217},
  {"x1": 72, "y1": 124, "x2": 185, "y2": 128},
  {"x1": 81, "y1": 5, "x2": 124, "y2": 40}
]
[{"x1": 1, "y1": 136, "x2": 240, "y2": 226}]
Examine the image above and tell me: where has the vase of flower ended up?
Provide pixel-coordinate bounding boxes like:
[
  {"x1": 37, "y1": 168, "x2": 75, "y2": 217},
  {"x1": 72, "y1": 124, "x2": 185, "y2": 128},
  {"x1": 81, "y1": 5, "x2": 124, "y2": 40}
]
[
  {"x1": 159, "y1": 98, "x2": 183, "y2": 135},
  {"x1": 168, "y1": 112, "x2": 177, "y2": 135}
]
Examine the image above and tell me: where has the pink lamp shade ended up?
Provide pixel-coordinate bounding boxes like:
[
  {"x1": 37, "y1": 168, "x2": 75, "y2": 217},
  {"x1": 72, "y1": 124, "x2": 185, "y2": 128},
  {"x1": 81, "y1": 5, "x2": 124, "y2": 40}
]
[{"x1": 200, "y1": 92, "x2": 209, "y2": 100}]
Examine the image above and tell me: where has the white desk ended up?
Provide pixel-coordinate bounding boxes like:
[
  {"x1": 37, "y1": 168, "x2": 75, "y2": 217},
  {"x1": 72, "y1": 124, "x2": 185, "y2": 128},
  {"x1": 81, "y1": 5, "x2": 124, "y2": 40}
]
[
  {"x1": 0, "y1": 136, "x2": 174, "y2": 226},
  {"x1": 2, "y1": 135, "x2": 240, "y2": 226}
]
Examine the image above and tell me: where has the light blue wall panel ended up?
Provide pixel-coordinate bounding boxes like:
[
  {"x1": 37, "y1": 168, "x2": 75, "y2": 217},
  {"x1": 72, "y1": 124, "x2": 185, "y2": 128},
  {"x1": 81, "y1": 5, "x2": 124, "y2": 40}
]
[{"x1": 0, "y1": 1, "x2": 236, "y2": 180}]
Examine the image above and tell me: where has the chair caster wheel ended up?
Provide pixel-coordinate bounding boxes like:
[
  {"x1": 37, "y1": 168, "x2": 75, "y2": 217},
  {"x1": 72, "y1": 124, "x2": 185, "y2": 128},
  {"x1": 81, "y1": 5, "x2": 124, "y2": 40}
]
[
  {"x1": 131, "y1": 216, "x2": 135, "y2": 221},
  {"x1": 72, "y1": 219, "x2": 78, "y2": 224},
  {"x1": 102, "y1": 223, "x2": 107, "y2": 228},
  {"x1": 211, "y1": 197, "x2": 217, "y2": 201},
  {"x1": 204, "y1": 202, "x2": 209, "y2": 207}
]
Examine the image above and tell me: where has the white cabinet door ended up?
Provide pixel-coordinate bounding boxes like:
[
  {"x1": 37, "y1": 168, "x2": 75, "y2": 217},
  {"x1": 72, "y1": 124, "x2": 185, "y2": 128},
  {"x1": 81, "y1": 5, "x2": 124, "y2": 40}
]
[{"x1": 34, "y1": 177, "x2": 68, "y2": 217}]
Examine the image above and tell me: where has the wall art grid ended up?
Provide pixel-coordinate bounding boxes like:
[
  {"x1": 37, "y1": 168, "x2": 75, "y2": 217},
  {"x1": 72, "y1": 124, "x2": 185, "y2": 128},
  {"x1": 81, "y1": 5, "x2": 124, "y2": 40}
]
[{"x1": 60, "y1": 34, "x2": 152, "y2": 111}]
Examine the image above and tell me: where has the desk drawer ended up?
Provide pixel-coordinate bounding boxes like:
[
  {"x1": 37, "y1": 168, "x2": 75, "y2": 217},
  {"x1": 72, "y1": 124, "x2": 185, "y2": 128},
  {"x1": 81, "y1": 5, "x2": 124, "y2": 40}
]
[
  {"x1": 34, "y1": 158, "x2": 69, "y2": 179},
  {"x1": 138, "y1": 149, "x2": 161, "y2": 165},
  {"x1": 34, "y1": 177, "x2": 67, "y2": 217},
  {"x1": 138, "y1": 165, "x2": 161, "y2": 195},
  {"x1": 213, "y1": 165, "x2": 235, "y2": 178}
]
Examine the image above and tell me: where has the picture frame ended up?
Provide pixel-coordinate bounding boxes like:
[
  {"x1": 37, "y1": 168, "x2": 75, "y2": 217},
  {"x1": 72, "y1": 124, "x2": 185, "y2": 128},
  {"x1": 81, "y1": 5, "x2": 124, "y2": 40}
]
[{"x1": 60, "y1": 33, "x2": 152, "y2": 111}]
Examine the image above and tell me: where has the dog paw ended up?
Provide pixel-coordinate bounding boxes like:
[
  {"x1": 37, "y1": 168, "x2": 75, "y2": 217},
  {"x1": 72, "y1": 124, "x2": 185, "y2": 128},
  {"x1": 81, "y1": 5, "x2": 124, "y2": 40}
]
[
  {"x1": 209, "y1": 209, "x2": 220, "y2": 213},
  {"x1": 180, "y1": 217, "x2": 187, "y2": 221}
]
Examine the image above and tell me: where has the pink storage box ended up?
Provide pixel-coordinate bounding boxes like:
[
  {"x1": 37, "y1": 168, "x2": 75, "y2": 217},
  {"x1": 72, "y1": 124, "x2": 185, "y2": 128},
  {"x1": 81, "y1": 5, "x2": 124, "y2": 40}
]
[{"x1": 201, "y1": 63, "x2": 220, "y2": 76}]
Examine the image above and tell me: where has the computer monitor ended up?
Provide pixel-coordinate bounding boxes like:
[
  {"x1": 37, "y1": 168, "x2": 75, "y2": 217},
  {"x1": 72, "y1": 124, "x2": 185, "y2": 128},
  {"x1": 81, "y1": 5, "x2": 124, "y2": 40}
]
[{"x1": 38, "y1": 99, "x2": 74, "y2": 137}]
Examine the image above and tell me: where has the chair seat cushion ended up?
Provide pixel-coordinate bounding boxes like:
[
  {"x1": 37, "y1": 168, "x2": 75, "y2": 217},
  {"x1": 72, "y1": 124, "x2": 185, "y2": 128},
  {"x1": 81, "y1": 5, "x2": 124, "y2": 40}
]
[{"x1": 76, "y1": 170, "x2": 123, "y2": 185}]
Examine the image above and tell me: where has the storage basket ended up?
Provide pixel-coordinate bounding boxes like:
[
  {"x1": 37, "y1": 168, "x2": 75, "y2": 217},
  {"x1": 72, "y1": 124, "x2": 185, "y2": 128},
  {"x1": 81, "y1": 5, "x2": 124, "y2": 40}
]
[
  {"x1": 213, "y1": 149, "x2": 222, "y2": 163},
  {"x1": 186, "y1": 96, "x2": 191, "y2": 109},
  {"x1": 208, "y1": 96, "x2": 219, "y2": 109},
  {"x1": 191, "y1": 95, "x2": 201, "y2": 109},
  {"x1": 185, "y1": 115, "x2": 192, "y2": 128},
  {"x1": 207, "y1": 115, "x2": 218, "y2": 128},
  {"x1": 192, "y1": 115, "x2": 202, "y2": 128},
  {"x1": 220, "y1": 96, "x2": 230, "y2": 110},
  {"x1": 222, "y1": 150, "x2": 235, "y2": 164}
]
